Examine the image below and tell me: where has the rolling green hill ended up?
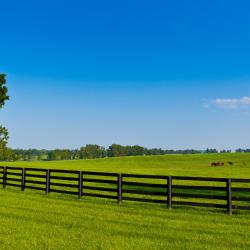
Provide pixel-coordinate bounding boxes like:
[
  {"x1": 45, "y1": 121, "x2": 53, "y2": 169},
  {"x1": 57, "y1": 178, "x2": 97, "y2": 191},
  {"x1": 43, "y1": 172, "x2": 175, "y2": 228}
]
[{"x1": 1, "y1": 153, "x2": 250, "y2": 178}]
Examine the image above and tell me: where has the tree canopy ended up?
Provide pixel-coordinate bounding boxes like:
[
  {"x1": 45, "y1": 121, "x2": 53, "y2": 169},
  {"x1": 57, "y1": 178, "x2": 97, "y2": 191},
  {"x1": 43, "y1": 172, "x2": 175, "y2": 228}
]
[
  {"x1": 0, "y1": 74, "x2": 9, "y2": 160},
  {"x1": 0, "y1": 74, "x2": 9, "y2": 108}
]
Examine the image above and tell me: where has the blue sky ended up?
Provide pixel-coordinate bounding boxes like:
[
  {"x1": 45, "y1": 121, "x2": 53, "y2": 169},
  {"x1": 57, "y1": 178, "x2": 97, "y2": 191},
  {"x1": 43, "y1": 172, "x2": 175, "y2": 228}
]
[{"x1": 1, "y1": 0, "x2": 250, "y2": 150}]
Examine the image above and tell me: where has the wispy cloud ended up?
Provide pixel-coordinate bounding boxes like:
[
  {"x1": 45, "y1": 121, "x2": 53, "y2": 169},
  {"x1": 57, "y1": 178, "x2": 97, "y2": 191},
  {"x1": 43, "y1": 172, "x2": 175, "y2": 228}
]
[{"x1": 212, "y1": 97, "x2": 250, "y2": 109}]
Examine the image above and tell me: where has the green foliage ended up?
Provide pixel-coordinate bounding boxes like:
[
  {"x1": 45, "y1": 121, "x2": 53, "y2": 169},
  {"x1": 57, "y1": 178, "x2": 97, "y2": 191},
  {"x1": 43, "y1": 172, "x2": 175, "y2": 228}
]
[
  {"x1": 0, "y1": 74, "x2": 9, "y2": 108},
  {"x1": 108, "y1": 144, "x2": 146, "y2": 157},
  {"x1": 107, "y1": 144, "x2": 129, "y2": 157},
  {"x1": 0, "y1": 147, "x2": 14, "y2": 161},
  {"x1": 79, "y1": 144, "x2": 106, "y2": 159},
  {"x1": 47, "y1": 149, "x2": 72, "y2": 160},
  {"x1": 0, "y1": 126, "x2": 9, "y2": 146},
  {"x1": 205, "y1": 148, "x2": 218, "y2": 154},
  {"x1": 11, "y1": 149, "x2": 49, "y2": 161},
  {"x1": 0, "y1": 74, "x2": 9, "y2": 161},
  {"x1": 6, "y1": 144, "x2": 222, "y2": 162}
]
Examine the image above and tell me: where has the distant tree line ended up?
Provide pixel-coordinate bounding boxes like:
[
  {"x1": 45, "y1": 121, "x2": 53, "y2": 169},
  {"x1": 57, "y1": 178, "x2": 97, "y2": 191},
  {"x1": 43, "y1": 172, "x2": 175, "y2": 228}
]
[
  {"x1": 236, "y1": 148, "x2": 250, "y2": 153},
  {"x1": 0, "y1": 144, "x2": 246, "y2": 161}
]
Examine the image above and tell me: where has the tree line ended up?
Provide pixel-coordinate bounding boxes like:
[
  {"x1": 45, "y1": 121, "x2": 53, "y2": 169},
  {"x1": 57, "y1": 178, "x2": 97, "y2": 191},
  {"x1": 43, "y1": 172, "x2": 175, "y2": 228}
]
[{"x1": 0, "y1": 144, "x2": 246, "y2": 161}]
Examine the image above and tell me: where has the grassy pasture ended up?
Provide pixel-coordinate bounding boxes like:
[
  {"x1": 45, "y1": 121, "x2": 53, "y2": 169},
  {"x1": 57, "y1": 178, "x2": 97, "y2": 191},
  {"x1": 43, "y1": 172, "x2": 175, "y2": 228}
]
[
  {"x1": 1, "y1": 153, "x2": 250, "y2": 249},
  {"x1": 1, "y1": 153, "x2": 250, "y2": 177},
  {"x1": 1, "y1": 189, "x2": 250, "y2": 250}
]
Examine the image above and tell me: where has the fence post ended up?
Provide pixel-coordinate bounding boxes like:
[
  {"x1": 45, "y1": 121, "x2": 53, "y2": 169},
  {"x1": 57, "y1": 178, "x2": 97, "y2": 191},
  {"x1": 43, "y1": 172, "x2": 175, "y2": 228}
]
[
  {"x1": 227, "y1": 178, "x2": 232, "y2": 216},
  {"x1": 21, "y1": 168, "x2": 26, "y2": 191},
  {"x1": 3, "y1": 166, "x2": 7, "y2": 188},
  {"x1": 117, "y1": 173, "x2": 122, "y2": 204},
  {"x1": 167, "y1": 176, "x2": 172, "y2": 209},
  {"x1": 78, "y1": 171, "x2": 83, "y2": 198},
  {"x1": 46, "y1": 169, "x2": 50, "y2": 195}
]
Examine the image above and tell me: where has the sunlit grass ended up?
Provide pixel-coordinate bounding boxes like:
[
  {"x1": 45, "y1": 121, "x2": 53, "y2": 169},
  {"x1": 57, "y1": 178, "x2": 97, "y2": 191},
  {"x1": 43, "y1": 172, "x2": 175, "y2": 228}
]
[
  {"x1": 1, "y1": 189, "x2": 250, "y2": 250},
  {"x1": 1, "y1": 153, "x2": 250, "y2": 249}
]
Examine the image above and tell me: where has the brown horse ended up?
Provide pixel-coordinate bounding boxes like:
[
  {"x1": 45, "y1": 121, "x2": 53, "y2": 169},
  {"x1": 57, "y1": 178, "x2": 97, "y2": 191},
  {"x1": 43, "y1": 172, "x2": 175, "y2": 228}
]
[{"x1": 211, "y1": 162, "x2": 224, "y2": 166}]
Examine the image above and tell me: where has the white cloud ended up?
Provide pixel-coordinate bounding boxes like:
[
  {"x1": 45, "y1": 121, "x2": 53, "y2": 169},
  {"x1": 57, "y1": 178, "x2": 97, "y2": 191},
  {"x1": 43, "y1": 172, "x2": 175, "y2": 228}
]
[{"x1": 212, "y1": 97, "x2": 250, "y2": 109}]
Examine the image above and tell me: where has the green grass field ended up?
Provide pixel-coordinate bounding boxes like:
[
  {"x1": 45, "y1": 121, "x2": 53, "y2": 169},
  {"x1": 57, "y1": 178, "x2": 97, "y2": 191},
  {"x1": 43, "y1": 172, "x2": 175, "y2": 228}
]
[
  {"x1": 1, "y1": 153, "x2": 250, "y2": 249},
  {"x1": 1, "y1": 152, "x2": 250, "y2": 177},
  {"x1": 1, "y1": 190, "x2": 250, "y2": 250}
]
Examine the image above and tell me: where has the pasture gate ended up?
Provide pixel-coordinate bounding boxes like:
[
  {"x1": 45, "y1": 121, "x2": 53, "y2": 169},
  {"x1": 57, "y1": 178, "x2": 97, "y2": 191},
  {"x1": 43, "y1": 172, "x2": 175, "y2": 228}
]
[{"x1": 1, "y1": 166, "x2": 250, "y2": 215}]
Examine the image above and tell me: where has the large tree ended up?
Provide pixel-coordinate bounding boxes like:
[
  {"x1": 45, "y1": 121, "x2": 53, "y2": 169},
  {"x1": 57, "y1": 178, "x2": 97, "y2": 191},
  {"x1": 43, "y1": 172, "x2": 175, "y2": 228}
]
[
  {"x1": 0, "y1": 74, "x2": 10, "y2": 160},
  {"x1": 0, "y1": 74, "x2": 9, "y2": 108}
]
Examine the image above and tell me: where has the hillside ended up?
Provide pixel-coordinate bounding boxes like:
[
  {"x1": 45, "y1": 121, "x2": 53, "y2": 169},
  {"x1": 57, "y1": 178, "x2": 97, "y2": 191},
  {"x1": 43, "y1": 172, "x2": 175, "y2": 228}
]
[{"x1": 1, "y1": 153, "x2": 250, "y2": 178}]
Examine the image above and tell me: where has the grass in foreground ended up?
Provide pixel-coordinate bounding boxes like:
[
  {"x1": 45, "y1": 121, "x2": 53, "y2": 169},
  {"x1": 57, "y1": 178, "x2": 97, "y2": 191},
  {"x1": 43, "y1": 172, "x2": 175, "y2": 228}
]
[{"x1": 0, "y1": 189, "x2": 250, "y2": 250}]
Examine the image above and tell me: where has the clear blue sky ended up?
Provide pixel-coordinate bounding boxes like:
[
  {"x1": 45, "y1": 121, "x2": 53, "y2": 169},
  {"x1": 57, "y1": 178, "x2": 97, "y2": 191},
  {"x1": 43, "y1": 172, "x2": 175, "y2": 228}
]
[{"x1": 1, "y1": 0, "x2": 250, "y2": 150}]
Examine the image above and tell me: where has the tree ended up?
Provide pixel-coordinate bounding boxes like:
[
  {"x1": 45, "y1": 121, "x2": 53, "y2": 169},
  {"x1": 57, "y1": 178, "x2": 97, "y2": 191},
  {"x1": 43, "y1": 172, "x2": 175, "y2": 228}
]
[
  {"x1": 0, "y1": 74, "x2": 9, "y2": 108},
  {"x1": 204, "y1": 148, "x2": 218, "y2": 154},
  {"x1": 0, "y1": 126, "x2": 9, "y2": 146},
  {"x1": 47, "y1": 149, "x2": 72, "y2": 161},
  {"x1": 79, "y1": 144, "x2": 106, "y2": 159},
  {"x1": 0, "y1": 126, "x2": 10, "y2": 161},
  {"x1": 107, "y1": 144, "x2": 127, "y2": 157},
  {"x1": 0, "y1": 74, "x2": 10, "y2": 160}
]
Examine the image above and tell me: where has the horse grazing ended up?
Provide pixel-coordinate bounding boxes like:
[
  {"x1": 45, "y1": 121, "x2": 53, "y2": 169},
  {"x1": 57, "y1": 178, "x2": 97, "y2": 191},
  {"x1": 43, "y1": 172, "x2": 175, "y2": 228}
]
[{"x1": 211, "y1": 162, "x2": 224, "y2": 167}]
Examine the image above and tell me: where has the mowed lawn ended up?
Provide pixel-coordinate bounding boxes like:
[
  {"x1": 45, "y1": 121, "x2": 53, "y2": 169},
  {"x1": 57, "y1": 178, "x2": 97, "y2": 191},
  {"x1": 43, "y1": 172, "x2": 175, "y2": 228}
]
[
  {"x1": 1, "y1": 189, "x2": 250, "y2": 250},
  {"x1": 1, "y1": 153, "x2": 250, "y2": 249}
]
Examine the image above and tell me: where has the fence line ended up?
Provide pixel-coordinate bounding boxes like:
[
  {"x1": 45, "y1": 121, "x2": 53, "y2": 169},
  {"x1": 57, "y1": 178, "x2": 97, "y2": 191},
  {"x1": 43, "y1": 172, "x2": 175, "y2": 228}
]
[{"x1": 1, "y1": 166, "x2": 250, "y2": 215}]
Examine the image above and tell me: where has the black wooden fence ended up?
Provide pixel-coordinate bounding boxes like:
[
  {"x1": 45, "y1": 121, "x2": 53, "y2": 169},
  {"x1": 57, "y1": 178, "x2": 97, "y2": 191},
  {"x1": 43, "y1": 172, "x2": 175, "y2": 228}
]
[{"x1": 1, "y1": 166, "x2": 250, "y2": 215}]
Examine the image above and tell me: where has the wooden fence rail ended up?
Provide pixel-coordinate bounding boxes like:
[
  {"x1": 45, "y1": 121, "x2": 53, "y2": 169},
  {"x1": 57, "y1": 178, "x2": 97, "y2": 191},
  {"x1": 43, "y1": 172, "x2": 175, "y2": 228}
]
[{"x1": 1, "y1": 166, "x2": 250, "y2": 215}]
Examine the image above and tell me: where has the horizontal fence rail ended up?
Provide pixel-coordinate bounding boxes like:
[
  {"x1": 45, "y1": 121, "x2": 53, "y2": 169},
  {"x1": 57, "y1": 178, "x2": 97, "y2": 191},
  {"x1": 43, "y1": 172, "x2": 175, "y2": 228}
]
[{"x1": 1, "y1": 166, "x2": 250, "y2": 215}]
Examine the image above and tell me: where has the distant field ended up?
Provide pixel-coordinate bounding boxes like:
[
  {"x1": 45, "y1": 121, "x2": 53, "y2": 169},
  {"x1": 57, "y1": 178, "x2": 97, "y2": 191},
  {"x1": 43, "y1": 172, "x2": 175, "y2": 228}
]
[{"x1": 1, "y1": 153, "x2": 250, "y2": 178}]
